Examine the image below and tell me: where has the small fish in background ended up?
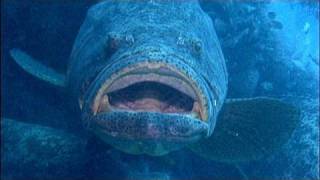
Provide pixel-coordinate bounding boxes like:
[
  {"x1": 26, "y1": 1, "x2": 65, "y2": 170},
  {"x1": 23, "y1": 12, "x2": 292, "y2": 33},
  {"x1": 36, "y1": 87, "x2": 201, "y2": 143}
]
[{"x1": 303, "y1": 22, "x2": 310, "y2": 34}]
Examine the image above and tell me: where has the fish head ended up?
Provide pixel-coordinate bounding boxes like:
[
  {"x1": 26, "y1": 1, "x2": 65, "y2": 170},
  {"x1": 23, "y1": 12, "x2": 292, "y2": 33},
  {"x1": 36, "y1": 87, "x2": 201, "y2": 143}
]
[
  {"x1": 80, "y1": 46, "x2": 218, "y2": 156},
  {"x1": 67, "y1": 1, "x2": 228, "y2": 156}
]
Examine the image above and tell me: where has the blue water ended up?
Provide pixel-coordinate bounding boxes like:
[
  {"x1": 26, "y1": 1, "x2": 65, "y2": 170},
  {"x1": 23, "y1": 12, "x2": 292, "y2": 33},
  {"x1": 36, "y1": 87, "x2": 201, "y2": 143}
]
[{"x1": 1, "y1": 1, "x2": 319, "y2": 180}]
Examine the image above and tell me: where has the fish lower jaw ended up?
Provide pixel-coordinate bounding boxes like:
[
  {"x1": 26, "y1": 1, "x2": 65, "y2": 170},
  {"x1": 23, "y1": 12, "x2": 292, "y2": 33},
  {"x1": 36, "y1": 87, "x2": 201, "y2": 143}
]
[{"x1": 89, "y1": 110, "x2": 209, "y2": 142}]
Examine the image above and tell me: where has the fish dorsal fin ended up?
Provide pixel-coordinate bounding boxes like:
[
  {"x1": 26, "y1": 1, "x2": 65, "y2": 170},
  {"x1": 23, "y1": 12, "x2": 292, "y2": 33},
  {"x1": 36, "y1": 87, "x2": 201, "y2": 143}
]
[
  {"x1": 10, "y1": 48, "x2": 66, "y2": 87},
  {"x1": 188, "y1": 97, "x2": 300, "y2": 163}
]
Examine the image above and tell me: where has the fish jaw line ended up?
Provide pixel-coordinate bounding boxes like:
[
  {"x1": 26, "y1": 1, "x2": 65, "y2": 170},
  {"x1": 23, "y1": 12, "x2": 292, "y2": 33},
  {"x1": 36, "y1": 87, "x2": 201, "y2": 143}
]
[
  {"x1": 91, "y1": 111, "x2": 209, "y2": 142},
  {"x1": 91, "y1": 62, "x2": 208, "y2": 122}
]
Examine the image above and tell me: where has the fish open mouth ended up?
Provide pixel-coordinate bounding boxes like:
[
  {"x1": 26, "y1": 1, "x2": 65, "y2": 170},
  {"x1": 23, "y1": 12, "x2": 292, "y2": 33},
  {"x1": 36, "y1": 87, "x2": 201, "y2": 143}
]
[
  {"x1": 91, "y1": 63, "x2": 208, "y2": 121},
  {"x1": 108, "y1": 81, "x2": 195, "y2": 113}
]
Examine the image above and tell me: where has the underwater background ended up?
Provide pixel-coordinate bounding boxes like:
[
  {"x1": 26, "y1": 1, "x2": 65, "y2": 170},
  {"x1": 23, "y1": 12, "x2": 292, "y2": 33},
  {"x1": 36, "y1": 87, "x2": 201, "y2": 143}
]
[{"x1": 1, "y1": 0, "x2": 319, "y2": 180}]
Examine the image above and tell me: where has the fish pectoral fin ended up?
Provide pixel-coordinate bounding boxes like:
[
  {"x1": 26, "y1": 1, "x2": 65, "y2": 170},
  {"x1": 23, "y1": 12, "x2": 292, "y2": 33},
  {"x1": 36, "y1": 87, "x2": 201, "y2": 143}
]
[
  {"x1": 188, "y1": 97, "x2": 300, "y2": 163},
  {"x1": 10, "y1": 48, "x2": 66, "y2": 87}
]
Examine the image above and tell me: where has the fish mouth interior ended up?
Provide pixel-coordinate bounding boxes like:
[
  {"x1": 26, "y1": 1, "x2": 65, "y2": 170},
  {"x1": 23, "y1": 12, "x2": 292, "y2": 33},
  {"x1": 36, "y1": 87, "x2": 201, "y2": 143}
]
[
  {"x1": 108, "y1": 81, "x2": 195, "y2": 114},
  {"x1": 92, "y1": 63, "x2": 207, "y2": 121}
]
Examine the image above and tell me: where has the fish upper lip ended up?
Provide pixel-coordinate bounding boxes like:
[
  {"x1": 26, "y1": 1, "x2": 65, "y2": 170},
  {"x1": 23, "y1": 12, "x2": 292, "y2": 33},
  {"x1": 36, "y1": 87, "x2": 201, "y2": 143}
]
[
  {"x1": 91, "y1": 62, "x2": 208, "y2": 121},
  {"x1": 107, "y1": 67, "x2": 198, "y2": 100}
]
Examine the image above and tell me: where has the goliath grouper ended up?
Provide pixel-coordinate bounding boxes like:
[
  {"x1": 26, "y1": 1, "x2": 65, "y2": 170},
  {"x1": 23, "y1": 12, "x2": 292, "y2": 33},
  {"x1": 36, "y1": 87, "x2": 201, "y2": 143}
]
[{"x1": 9, "y1": 0, "x2": 299, "y2": 162}]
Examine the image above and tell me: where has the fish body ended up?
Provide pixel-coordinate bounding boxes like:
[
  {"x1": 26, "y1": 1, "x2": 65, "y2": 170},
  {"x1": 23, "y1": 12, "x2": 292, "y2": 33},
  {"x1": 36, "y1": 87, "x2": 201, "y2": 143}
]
[{"x1": 9, "y1": 0, "x2": 299, "y2": 160}]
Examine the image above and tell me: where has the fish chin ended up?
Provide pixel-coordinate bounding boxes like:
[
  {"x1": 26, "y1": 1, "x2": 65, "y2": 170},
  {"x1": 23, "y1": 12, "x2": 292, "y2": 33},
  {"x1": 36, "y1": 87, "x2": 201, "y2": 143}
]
[
  {"x1": 94, "y1": 128, "x2": 186, "y2": 156},
  {"x1": 90, "y1": 111, "x2": 208, "y2": 155}
]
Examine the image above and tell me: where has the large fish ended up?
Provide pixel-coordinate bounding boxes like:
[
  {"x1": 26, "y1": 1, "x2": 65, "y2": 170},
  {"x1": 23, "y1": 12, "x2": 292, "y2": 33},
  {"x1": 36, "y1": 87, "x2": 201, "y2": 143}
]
[{"x1": 9, "y1": 0, "x2": 299, "y2": 161}]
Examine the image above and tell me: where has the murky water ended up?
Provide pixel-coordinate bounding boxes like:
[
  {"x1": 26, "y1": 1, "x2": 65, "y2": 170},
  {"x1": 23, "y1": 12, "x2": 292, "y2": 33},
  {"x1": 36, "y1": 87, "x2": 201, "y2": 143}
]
[{"x1": 1, "y1": 1, "x2": 319, "y2": 180}]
